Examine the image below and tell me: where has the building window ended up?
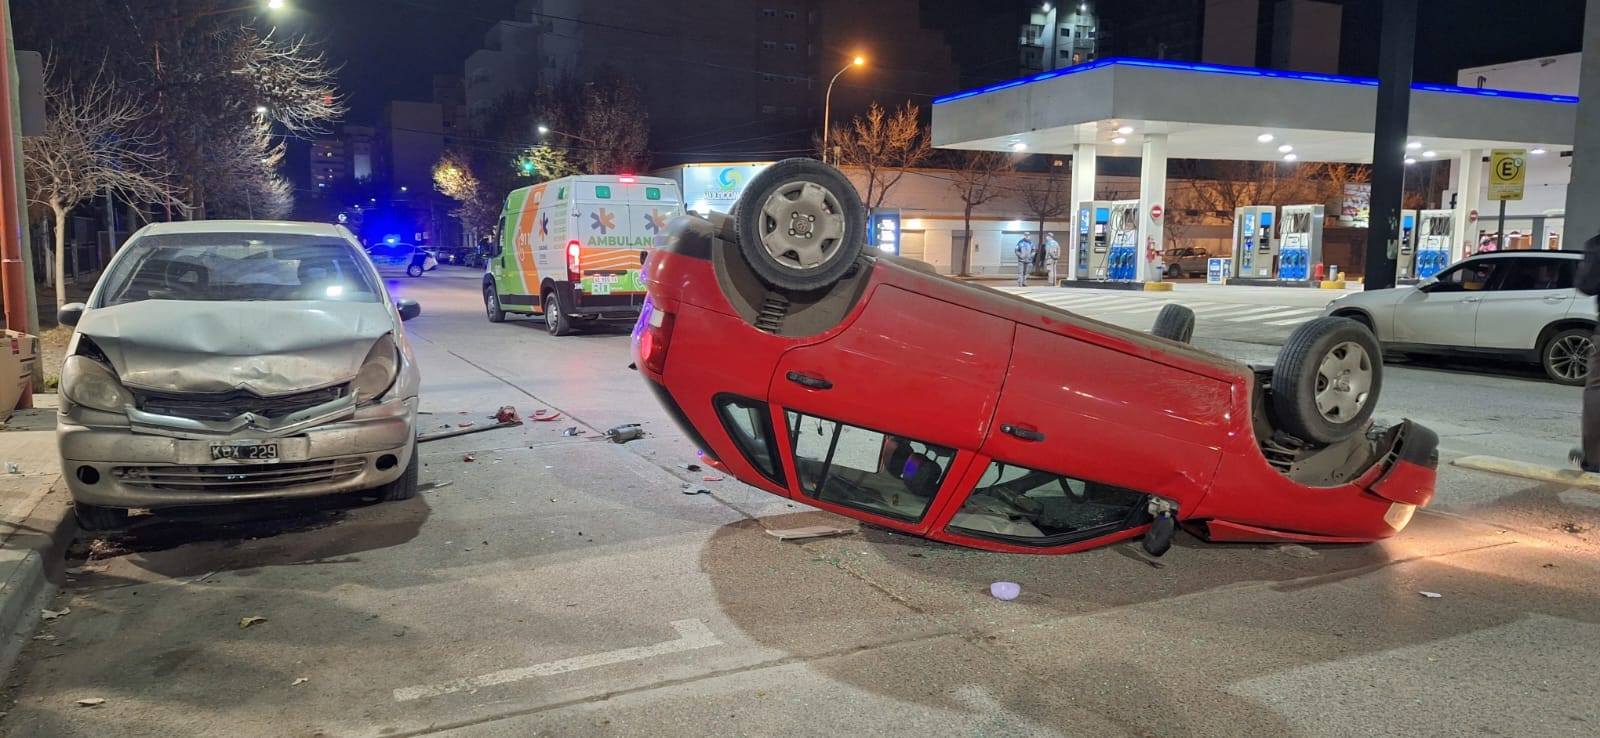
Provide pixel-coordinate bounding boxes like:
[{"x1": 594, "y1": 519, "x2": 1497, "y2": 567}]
[
  {"x1": 783, "y1": 9, "x2": 798, "y2": 18},
  {"x1": 1060, "y1": 27, "x2": 1072, "y2": 38},
  {"x1": 762, "y1": 73, "x2": 776, "y2": 82},
  {"x1": 762, "y1": 8, "x2": 776, "y2": 16},
  {"x1": 784, "y1": 42, "x2": 797, "y2": 52},
  {"x1": 762, "y1": 40, "x2": 776, "y2": 50}
]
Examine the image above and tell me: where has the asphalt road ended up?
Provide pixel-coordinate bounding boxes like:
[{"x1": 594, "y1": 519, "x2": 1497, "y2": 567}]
[{"x1": 3, "y1": 266, "x2": 1597, "y2": 737}]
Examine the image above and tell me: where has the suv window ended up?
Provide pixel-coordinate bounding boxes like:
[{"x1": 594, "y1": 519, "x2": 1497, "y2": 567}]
[
  {"x1": 1492, "y1": 257, "x2": 1576, "y2": 291},
  {"x1": 786, "y1": 411, "x2": 956, "y2": 522},
  {"x1": 947, "y1": 461, "x2": 1147, "y2": 545},
  {"x1": 1430, "y1": 260, "x2": 1498, "y2": 292}
]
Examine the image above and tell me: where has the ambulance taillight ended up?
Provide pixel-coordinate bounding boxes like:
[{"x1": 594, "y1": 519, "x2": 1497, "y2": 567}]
[{"x1": 566, "y1": 240, "x2": 582, "y2": 282}]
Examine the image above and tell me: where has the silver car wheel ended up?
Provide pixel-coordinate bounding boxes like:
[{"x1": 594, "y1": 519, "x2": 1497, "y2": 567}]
[
  {"x1": 1548, "y1": 333, "x2": 1593, "y2": 382},
  {"x1": 1314, "y1": 340, "x2": 1373, "y2": 423},
  {"x1": 758, "y1": 181, "x2": 847, "y2": 270}
]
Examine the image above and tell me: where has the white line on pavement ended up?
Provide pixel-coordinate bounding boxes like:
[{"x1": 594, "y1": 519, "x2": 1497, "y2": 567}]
[{"x1": 391, "y1": 619, "x2": 721, "y2": 702}]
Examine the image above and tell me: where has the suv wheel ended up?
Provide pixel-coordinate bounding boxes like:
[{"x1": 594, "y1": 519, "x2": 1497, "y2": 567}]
[
  {"x1": 1271, "y1": 317, "x2": 1383, "y2": 444},
  {"x1": 1542, "y1": 327, "x2": 1593, "y2": 386}
]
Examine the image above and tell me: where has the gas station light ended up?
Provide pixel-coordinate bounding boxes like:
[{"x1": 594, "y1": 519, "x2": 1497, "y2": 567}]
[
  {"x1": 1111, "y1": 136, "x2": 1126, "y2": 145},
  {"x1": 1256, "y1": 133, "x2": 1274, "y2": 143},
  {"x1": 1531, "y1": 147, "x2": 1547, "y2": 155},
  {"x1": 1277, "y1": 144, "x2": 1293, "y2": 153},
  {"x1": 1116, "y1": 125, "x2": 1133, "y2": 134},
  {"x1": 1042, "y1": 3, "x2": 1051, "y2": 11},
  {"x1": 1404, "y1": 157, "x2": 1417, "y2": 165},
  {"x1": 1422, "y1": 150, "x2": 1437, "y2": 158},
  {"x1": 1011, "y1": 141, "x2": 1028, "y2": 152},
  {"x1": 1406, "y1": 141, "x2": 1423, "y2": 150},
  {"x1": 1283, "y1": 153, "x2": 1297, "y2": 161}
]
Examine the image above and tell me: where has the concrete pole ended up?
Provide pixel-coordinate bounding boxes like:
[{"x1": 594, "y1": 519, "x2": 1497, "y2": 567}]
[
  {"x1": 1563, "y1": 0, "x2": 1600, "y2": 246},
  {"x1": 1363, "y1": 0, "x2": 1418, "y2": 290},
  {"x1": 1068, "y1": 143, "x2": 1097, "y2": 281},
  {"x1": 1136, "y1": 134, "x2": 1168, "y2": 283},
  {"x1": 1451, "y1": 150, "x2": 1484, "y2": 262}
]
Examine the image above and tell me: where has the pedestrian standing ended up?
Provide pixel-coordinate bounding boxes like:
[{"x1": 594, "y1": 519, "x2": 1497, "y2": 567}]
[
  {"x1": 1014, "y1": 234, "x2": 1036, "y2": 287},
  {"x1": 1571, "y1": 233, "x2": 1600, "y2": 472},
  {"x1": 1043, "y1": 232, "x2": 1061, "y2": 286}
]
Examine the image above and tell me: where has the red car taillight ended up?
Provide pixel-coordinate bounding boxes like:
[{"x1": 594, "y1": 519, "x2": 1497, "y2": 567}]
[
  {"x1": 566, "y1": 240, "x2": 582, "y2": 283},
  {"x1": 639, "y1": 305, "x2": 675, "y2": 375}
]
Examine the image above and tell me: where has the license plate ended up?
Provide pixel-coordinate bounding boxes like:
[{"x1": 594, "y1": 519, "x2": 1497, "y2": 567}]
[
  {"x1": 590, "y1": 280, "x2": 611, "y2": 295},
  {"x1": 209, "y1": 442, "x2": 279, "y2": 461}
]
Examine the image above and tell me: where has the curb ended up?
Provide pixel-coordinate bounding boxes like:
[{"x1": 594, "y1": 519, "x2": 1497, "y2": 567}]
[
  {"x1": 0, "y1": 482, "x2": 76, "y2": 679},
  {"x1": 1318, "y1": 280, "x2": 1348, "y2": 289},
  {"x1": 1451, "y1": 455, "x2": 1600, "y2": 491}
]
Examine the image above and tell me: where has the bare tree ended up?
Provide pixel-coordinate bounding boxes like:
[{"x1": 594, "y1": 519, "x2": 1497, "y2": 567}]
[
  {"x1": 828, "y1": 102, "x2": 932, "y2": 211},
  {"x1": 573, "y1": 70, "x2": 650, "y2": 175},
  {"x1": 433, "y1": 150, "x2": 499, "y2": 241},
  {"x1": 24, "y1": 66, "x2": 184, "y2": 308},
  {"x1": 1017, "y1": 158, "x2": 1069, "y2": 273},
  {"x1": 948, "y1": 151, "x2": 1015, "y2": 276}
]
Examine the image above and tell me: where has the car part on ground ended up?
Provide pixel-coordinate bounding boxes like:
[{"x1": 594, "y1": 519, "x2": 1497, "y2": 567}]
[
  {"x1": 1270, "y1": 317, "x2": 1382, "y2": 445},
  {"x1": 1541, "y1": 327, "x2": 1592, "y2": 386},
  {"x1": 1151, "y1": 304, "x2": 1195, "y2": 344},
  {"x1": 733, "y1": 158, "x2": 866, "y2": 291}
]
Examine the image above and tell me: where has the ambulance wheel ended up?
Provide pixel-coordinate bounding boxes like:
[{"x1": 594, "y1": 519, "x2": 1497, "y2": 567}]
[
  {"x1": 1271, "y1": 317, "x2": 1383, "y2": 445},
  {"x1": 1151, "y1": 304, "x2": 1195, "y2": 344},
  {"x1": 543, "y1": 291, "x2": 574, "y2": 336},
  {"x1": 484, "y1": 284, "x2": 506, "y2": 323},
  {"x1": 733, "y1": 158, "x2": 866, "y2": 292}
]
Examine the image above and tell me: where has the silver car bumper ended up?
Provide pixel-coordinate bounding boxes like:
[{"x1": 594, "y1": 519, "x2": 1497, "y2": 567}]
[{"x1": 59, "y1": 396, "x2": 418, "y2": 509}]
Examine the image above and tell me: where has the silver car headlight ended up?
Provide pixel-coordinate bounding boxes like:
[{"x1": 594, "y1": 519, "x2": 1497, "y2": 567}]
[
  {"x1": 60, "y1": 355, "x2": 133, "y2": 413},
  {"x1": 353, "y1": 334, "x2": 400, "y2": 405}
]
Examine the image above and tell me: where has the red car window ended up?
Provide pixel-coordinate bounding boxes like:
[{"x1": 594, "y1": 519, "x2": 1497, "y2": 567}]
[
  {"x1": 786, "y1": 410, "x2": 956, "y2": 523},
  {"x1": 947, "y1": 460, "x2": 1147, "y2": 545}
]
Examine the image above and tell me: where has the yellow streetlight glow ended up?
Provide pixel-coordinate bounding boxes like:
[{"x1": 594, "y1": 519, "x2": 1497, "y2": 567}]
[{"x1": 853, "y1": 56, "x2": 866, "y2": 67}]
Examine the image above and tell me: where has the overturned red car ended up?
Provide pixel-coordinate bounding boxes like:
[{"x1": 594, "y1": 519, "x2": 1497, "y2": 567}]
[{"x1": 635, "y1": 159, "x2": 1436, "y2": 555}]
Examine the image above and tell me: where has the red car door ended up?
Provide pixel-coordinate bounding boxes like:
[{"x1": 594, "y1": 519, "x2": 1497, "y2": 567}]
[
  {"x1": 767, "y1": 284, "x2": 1013, "y2": 533},
  {"x1": 934, "y1": 324, "x2": 1235, "y2": 550}
]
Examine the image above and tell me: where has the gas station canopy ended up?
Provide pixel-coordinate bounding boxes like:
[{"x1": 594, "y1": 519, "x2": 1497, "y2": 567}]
[{"x1": 932, "y1": 57, "x2": 1576, "y2": 161}]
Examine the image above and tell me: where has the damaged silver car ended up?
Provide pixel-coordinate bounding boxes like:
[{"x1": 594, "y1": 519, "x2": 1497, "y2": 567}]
[{"x1": 55, "y1": 221, "x2": 423, "y2": 530}]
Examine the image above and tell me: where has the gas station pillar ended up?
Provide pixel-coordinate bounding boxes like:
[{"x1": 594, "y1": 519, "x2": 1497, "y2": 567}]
[
  {"x1": 1136, "y1": 134, "x2": 1168, "y2": 283},
  {"x1": 1451, "y1": 149, "x2": 1484, "y2": 262},
  {"x1": 1068, "y1": 143, "x2": 1098, "y2": 281}
]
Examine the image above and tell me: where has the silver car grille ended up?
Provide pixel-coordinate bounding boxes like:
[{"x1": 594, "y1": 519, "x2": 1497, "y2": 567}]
[
  {"x1": 134, "y1": 385, "x2": 348, "y2": 423},
  {"x1": 112, "y1": 458, "x2": 366, "y2": 493}
]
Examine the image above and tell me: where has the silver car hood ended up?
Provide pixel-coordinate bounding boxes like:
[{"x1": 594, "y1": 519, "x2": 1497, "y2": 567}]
[{"x1": 75, "y1": 300, "x2": 394, "y2": 395}]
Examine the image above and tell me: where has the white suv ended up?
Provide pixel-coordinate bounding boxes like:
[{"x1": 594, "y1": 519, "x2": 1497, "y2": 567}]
[{"x1": 1325, "y1": 251, "x2": 1594, "y2": 385}]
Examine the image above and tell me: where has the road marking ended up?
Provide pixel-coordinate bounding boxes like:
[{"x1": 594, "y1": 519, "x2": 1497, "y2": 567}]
[{"x1": 391, "y1": 619, "x2": 721, "y2": 702}]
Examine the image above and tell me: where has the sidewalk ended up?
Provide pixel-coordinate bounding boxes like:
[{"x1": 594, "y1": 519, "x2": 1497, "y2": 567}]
[{"x1": 0, "y1": 396, "x2": 76, "y2": 678}]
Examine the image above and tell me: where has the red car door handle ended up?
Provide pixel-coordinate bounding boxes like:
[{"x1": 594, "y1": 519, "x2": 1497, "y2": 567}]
[
  {"x1": 785, "y1": 371, "x2": 833, "y2": 390},
  {"x1": 1001, "y1": 424, "x2": 1046, "y2": 442}
]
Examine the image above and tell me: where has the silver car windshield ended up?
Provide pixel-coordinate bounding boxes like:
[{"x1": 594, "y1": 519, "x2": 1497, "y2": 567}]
[{"x1": 97, "y1": 233, "x2": 382, "y2": 306}]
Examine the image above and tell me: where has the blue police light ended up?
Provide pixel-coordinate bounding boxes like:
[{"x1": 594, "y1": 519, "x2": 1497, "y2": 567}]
[
  {"x1": 932, "y1": 57, "x2": 1580, "y2": 106},
  {"x1": 385, "y1": 235, "x2": 398, "y2": 245}
]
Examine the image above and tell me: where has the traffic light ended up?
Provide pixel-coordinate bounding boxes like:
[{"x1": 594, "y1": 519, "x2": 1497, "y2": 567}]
[{"x1": 520, "y1": 159, "x2": 535, "y2": 175}]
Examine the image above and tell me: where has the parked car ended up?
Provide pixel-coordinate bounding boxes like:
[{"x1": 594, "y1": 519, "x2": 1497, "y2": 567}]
[
  {"x1": 1325, "y1": 251, "x2": 1593, "y2": 385},
  {"x1": 1163, "y1": 246, "x2": 1212, "y2": 278},
  {"x1": 636, "y1": 160, "x2": 1436, "y2": 556},
  {"x1": 55, "y1": 221, "x2": 424, "y2": 530},
  {"x1": 365, "y1": 240, "x2": 416, "y2": 268}
]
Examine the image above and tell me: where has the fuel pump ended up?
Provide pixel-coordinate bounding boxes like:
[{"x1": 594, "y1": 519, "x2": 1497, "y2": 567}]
[
  {"x1": 1417, "y1": 209, "x2": 1453, "y2": 279},
  {"x1": 1074, "y1": 201, "x2": 1112, "y2": 279},
  {"x1": 1396, "y1": 211, "x2": 1419, "y2": 282},
  {"x1": 1275, "y1": 204, "x2": 1325, "y2": 282},
  {"x1": 1231, "y1": 206, "x2": 1276, "y2": 279},
  {"x1": 1107, "y1": 201, "x2": 1141, "y2": 281}
]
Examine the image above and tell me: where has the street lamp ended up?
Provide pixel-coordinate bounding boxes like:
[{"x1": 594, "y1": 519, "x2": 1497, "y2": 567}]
[
  {"x1": 254, "y1": 105, "x2": 268, "y2": 115},
  {"x1": 537, "y1": 124, "x2": 596, "y2": 144},
  {"x1": 822, "y1": 55, "x2": 866, "y2": 165},
  {"x1": 268, "y1": 0, "x2": 286, "y2": 9}
]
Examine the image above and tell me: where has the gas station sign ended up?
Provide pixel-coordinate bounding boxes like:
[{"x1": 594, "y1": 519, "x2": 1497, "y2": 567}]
[
  {"x1": 1488, "y1": 149, "x2": 1526, "y2": 202},
  {"x1": 870, "y1": 209, "x2": 901, "y2": 254}
]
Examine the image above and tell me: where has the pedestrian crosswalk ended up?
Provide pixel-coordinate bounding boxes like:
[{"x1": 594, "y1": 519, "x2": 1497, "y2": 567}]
[{"x1": 1002, "y1": 287, "x2": 1329, "y2": 337}]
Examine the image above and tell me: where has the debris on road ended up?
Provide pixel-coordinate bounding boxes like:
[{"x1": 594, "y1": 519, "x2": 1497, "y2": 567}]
[
  {"x1": 239, "y1": 616, "x2": 268, "y2": 629},
  {"x1": 291, "y1": 677, "x2": 309, "y2": 687},
  {"x1": 495, "y1": 406, "x2": 523, "y2": 423},
  {"x1": 64, "y1": 564, "x2": 108, "y2": 575},
  {"x1": 562, "y1": 427, "x2": 583, "y2": 437},
  {"x1": 5, "y1": 462, "x2": 19, "y2": 474},
  {"x1": 605, "y1": 423, "x2": 645, "y2": 444},
  {"x1": 1418, "y1": 591, "x2": 1443, "y2": 599},
  {"x1": 458, "y1": 421, "x2": 474, "y2": 428},
  {"x1": 422, "y1": 481, "x2": 454, "y2": 492},
  {"x1": 32, "y1": 634, "x2": 55, "y2": 641},
  {"x1": 682, "y1": 463, "x2": 702, "y2": 472},
  {"x1": 1277, "y1": 544, "x2": 1319, "y2": 558},
  {"x1": 75, "y1": 698, "x2": 106, "y2": 707},
  {"x1": 40, "y1": 607, "x2": 70, "y2": 621},
  {"x1": 990, "y1": 581, "x2": 1021, "y2": 601},
  {"x1": 702, "y1": 475, "x2": 725, "y2": 482},
  {"x1": 766, "y1": 525, "x2": 852, "y2": 541},
  {"x1": 681, "y1": 484, "x2": 710, "y2": 496},
  {"x1": 416, "y1": 417, "x2": 524, "y2": 444},
  {"x1": 531, "y1": 408, "x2": 562, "y2": 422},
  {"x1": 463, "y1": 453, "x2": 477, "y2": 463}
]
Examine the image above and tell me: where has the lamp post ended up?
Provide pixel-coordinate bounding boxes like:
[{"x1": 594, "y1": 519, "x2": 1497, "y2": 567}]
[
  {"x1": 821, "y1": 55, "x2": 865, "y2": 165},
  {"x1": 537, "y1": 124, "x2": 597, "y2": 145}
]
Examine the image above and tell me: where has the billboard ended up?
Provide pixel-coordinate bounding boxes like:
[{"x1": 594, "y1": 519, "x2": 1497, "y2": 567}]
[{"x1": 681, "y1": 163, "x2": 771, "y2": 214}]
